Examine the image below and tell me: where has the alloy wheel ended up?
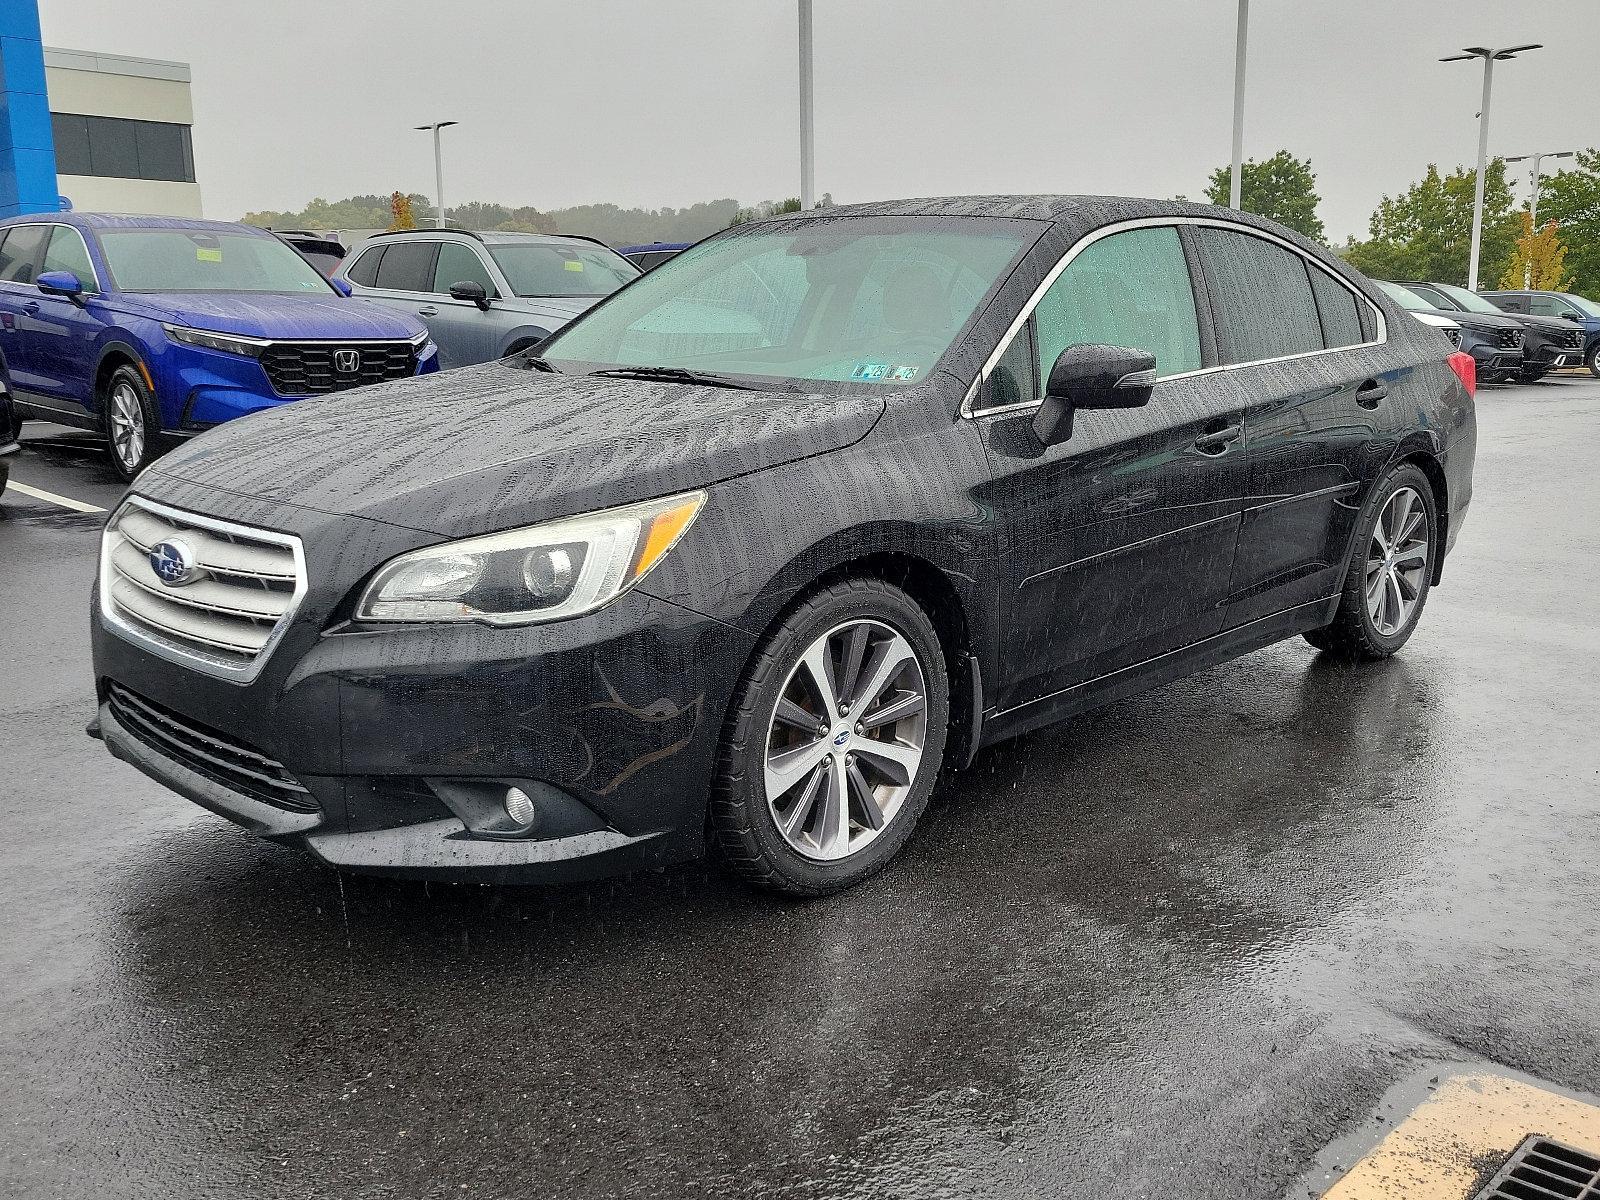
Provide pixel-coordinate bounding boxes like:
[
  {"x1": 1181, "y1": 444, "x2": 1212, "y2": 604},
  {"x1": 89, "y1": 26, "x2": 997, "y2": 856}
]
[
  {"x1": 764, "y1": 618, "x2": 929, "y2": 862},
  {"x1": 109, "y1": 382, "x2": 144, "y2": 471},
  {"x1": 1365, "y1": 486, "x2": 1430, "y2": 636}
]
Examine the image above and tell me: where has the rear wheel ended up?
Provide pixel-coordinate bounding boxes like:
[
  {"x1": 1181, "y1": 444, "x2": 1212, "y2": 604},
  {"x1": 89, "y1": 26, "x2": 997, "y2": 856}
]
[
  {"x1": 711, "y1": 578, "x2": 949, "y2": 896},
  {"x1": 102, "y1": 363, "x2": 161, "y2": 483},
  {"x1": 1305, "y1": 464, "x2": 1436, "y2": 660}
]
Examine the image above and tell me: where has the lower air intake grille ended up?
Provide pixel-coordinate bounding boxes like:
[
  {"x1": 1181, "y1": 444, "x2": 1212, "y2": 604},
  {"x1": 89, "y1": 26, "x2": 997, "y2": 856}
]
[
  {"x1": 1473, "y1": 1136, "x2": 1600, "y2": 1199},
  {"x1": 1500, "y1": 328, "x2": 1524, "y2": 349},
  {"x1": 259, "y1": 340, "x2": 417, "y2": 396},
  {"x1": 108, "y1": 684, "x2": 316, "y2": 812}
]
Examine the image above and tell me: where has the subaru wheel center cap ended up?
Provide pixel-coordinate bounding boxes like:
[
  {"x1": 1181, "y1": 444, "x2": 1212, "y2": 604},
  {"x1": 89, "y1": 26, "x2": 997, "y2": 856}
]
[
  {"x1": 832, "y1": 727, "x2": 851, "y2": 748},
  {"x1": 149, "y1": 538, "x2": 199, "y2": 587}
]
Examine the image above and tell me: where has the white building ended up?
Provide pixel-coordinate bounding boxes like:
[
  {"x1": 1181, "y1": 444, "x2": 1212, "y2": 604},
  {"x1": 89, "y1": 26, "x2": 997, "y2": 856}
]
[{"x1": 44, "y1": 47, "x2": 202, "y2": 217}]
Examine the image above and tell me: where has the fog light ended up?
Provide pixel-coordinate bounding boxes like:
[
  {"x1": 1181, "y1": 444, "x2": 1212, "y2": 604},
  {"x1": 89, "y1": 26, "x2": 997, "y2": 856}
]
[{"x1": 503, "y1": 786, "x2": 536, "y2": 828}]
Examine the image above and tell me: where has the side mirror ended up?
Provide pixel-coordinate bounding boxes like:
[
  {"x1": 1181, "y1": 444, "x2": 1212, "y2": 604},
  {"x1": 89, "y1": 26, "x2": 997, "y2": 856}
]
[
  {"x1": 1562, "y1": 311, "x2": 1582, "y2": 322},
  {"x1": 1031, "y1": 344, "x2": 1157, "y2": 447},
  {"x1": 36, "y1": 270, "x2": 84, "y2": 303},
  {"x1": 328, "y1": 276, "x2": 353, "y2": 297},
  {"x1": 449, "y1": 280, "x2": 492, "y2": 311}
]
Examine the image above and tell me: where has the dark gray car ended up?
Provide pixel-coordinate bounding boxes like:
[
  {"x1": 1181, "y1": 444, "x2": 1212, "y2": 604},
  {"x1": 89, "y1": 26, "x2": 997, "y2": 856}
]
[{"x1": 337, "y1": 229, "x2": 640, "y2": 368}]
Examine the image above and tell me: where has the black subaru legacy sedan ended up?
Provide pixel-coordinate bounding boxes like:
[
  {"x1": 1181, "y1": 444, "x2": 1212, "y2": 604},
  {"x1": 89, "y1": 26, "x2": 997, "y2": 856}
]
[{"x1": 88, "y1": 196, "x2": 1477, "y2": 896}]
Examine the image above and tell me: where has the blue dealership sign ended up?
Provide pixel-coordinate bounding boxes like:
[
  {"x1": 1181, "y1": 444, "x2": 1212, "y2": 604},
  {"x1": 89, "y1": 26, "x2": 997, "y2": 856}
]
[{"x1": 0, "y1": 0, "x2": 59, "y2": 217}]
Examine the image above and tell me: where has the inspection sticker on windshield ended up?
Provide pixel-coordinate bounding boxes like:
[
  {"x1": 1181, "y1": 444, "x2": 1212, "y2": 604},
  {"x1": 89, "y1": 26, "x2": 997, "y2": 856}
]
[
  {"x1": 851, "y1": 363, "x2": 919, "y2": 382},
  {"x1": 563, "y1": 260, "x2": 585, "y2": 272},
  {"x1": 196, "y1": 248, "x2": 223, "y2": 262}
]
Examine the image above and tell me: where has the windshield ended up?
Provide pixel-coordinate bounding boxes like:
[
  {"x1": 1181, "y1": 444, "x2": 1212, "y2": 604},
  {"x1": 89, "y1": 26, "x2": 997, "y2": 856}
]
[
  {"x1": 99, "y1": 228, "x2": 335, "y2": 294},
  {"x1": 1431, "y1": 282, "x2": 1503, "y2": 314},
  {"x1": 1560, "y1": 293, "x2": 1600, "y2": 318},
  {"x1": 487, "y1": 242, "x2": 639, "y2": 297},
  {"x1": 541, "y1": 217, "x2": 1032, "y2": 386},
  {"x1": 1375, "y1": 280, "x2": 1433, "y2": 311}
]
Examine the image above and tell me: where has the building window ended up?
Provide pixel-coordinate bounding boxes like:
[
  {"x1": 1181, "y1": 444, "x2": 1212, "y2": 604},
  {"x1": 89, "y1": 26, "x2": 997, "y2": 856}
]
[{"x1": 50, "y1": 113, "x2": 196, "y2": 184}]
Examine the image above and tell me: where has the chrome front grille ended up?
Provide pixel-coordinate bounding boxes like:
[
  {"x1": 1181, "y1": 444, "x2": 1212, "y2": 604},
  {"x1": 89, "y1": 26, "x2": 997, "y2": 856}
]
[
  {"x1": 107, "y1": 684, "x2": 315, "y2": 811},
  {"x1": 99, "y1": 497, "x2": 307, "y2": 682},
  {"x1": 259, "y1": 340, "x2": 417, "y2": 396}
]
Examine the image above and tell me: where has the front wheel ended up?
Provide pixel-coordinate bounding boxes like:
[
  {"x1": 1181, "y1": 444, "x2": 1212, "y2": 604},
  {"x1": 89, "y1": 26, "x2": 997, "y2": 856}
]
[
  {"x1": 102, "y1": 363, "x2": 161, "y2": 483},
  {"x1": 1588, "y1": 344, "x2": 1600, "y2": 379},
  {"x1": 711, "y1": 578, "x2": 949, "y2": 896},
  {"x1": 1305, "y1": 464, "x2": 1437, "y2": 660}
]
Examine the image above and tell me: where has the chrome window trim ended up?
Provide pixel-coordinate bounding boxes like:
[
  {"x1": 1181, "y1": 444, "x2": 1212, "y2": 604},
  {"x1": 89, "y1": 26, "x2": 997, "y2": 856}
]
[
  {"x1": 98, "y1": 495, "x2": 310, "y2": 686},
  {"x1": 962, "y1": 215, "x2": 1389, "y2": 419},
  {"x1": 44, "y1": 223, "x2": 104, "y2": 293}
]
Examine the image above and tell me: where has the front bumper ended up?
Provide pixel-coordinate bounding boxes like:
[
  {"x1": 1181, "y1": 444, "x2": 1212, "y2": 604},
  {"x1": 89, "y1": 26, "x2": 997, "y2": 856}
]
[{"x1": 90, "y1": 489, "x2": 755, "y2": 883}]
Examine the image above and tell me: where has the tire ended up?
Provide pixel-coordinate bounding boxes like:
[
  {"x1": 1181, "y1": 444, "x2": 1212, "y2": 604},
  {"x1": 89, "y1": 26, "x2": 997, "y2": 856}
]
[
  {"x1": 1588, "y1": 343, "x2": 1600, "y2": 379},
  {"x1": 710, "y1": 577, "x2": 950, "y2": 896},
  {"x1": 102, "y1": 363, "x2": 161, "y2": 483},
  {"x1": 0, "y1": 459, "x2": 8, "y2": 502},
  {"x1": 1305, "y1": 463, "x2": 1438, "y2": 660}
]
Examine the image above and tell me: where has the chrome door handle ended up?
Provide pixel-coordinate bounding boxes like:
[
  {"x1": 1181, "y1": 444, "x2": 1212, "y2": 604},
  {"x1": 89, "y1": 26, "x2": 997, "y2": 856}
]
[
  {"x1": 1194, "y1": 422, "x2": 1243, "y2": 455},
  {"x1": 1355, "y1": 379, "x2": 1388, "y2": 408},
  {"x1": 418, "y1": 307, "x2": 439, "y2": 317}
]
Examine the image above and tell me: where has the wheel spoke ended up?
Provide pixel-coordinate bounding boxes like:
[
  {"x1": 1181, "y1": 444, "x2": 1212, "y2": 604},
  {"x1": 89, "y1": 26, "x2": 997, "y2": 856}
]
[
  {"x1": 1387, "y1": 489, "x2": 1413, "y2": 544},
  {"x1": 1394, "y1": 567, "x2": 1421, "y2": 603},
  {"x1": 1391, "y1": 542, "x2": 1427, "y2": 567},
  {"x1": 773, "y1": 695, "x2": 819, "y2": 732},
  {"x1": 1397, "y1": 508, "x2": 1425, "y2": 545},
  {"x1": 816, "y1": 760, "x2": 850, "y2": 857},
  {"x1": 846, "y1": 758, "x2": 884, "y2": 831},
  {"x1": 836, "y1": 624, "x2": 871, "y2": 708},
  {"x1": 1383, "y1": 571, "x2": 1405, "y2": 631},
  {"x1": 852, "y1": 737, "x2": 920, "y2": 786},
  {"x1": 859, "y1": 690, "x2": 925, "y2": 731},
  {"x1": 849, "y1": 635, "x2": 914, "y2": 717},
  {"x1": 799, "y1": 640, "x2": 840, "y2": 718},
  {"x1": 779, "y1": 762, "x2": 828, "y2": 838},
  {"x1": 764, "y1": 736, "x2": 830, "y2": 801}
]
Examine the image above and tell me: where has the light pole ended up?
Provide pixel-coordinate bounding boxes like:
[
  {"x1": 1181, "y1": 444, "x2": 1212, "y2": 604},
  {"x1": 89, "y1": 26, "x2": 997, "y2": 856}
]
[
  {"x1": 1505, "y1": 149, "x2": 1575, "y2": 287},
  {"x1": 1229, "y1": 0, "x2": 1249, "y2": 209},
  {"x1": 1439, "y1": 45, "x2": 1540, "y2": 290},
  {"x1": 414, "y1": 120, "x2": 458, "y2": 228},
  {"x1": 798, "y1": 0, "x2": 814, "y2": 211}
]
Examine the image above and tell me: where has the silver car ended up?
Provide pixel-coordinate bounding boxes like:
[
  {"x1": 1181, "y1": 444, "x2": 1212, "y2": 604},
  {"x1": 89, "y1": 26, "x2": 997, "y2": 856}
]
[{"x1": 337, "y1": 229, "x2": 640, "y2": 368}]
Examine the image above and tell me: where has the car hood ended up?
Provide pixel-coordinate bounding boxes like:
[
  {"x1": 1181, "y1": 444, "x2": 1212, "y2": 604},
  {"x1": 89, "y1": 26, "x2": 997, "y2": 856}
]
[
  {"x1": 1422, "y1": 307, "x2": 1522, "y2": 333},
  {"x1": 123, "y1": 291, "x2": 427, "y2": 340},
  {"x1": 145, "y1": 363, "x2": 886, "y2": 538},
  {"x1": 1501, "y1": 312, "x2": 1578, "y2": 335}
]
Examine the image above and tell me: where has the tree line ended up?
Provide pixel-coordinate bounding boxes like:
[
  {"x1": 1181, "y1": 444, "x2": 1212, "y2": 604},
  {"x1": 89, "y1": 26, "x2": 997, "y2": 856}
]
[{"x1": 243, "y1": 152, "x2": 1600, "y2": 298}]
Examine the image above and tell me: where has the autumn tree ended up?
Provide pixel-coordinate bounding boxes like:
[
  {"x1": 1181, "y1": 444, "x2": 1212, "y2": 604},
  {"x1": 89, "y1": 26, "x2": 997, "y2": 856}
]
[
  {"x1": 1536, "y1": 148, "x2": 1600, "y2": 299},
  {"x1": 388, "y1": 191, "x2": 417, "y2": 231},
  {"x1": 1499, "y1": 213, "x2": 1572, "y2": 290},
  {"x1": 1204, "y1": 150, "x2": 1326, "y2": 242},
  {"x1": 1342, "y1": 161, "x2": 1519, "y2": 286}
]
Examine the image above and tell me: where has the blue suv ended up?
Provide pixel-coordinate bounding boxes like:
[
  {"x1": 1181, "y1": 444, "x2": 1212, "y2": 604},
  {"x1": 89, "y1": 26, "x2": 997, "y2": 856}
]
[{"x1": 0, "y1": 214, "x2": 438, "y2": 481}]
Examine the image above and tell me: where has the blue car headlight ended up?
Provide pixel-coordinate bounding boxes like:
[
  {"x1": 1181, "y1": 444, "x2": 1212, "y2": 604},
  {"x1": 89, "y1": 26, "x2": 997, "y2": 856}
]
[{"x1": 162, "y1": 324, "x2": 270, "y2": 358}]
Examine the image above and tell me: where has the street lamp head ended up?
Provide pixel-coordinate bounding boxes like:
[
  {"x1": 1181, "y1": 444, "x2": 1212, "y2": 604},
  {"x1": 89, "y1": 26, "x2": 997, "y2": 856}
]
[{"x1": 1495, "y1": 43, "x2": 1542, "y2": 59}]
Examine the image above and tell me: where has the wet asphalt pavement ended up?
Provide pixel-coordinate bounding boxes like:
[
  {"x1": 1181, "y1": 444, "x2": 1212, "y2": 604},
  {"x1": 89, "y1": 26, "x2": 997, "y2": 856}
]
[{"x1": 2, "y1": 376, "x2": 1598, "y2": 1200}]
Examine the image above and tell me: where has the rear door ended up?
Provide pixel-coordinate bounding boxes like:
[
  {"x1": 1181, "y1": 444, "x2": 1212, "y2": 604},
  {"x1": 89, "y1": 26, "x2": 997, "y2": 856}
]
[
  {"x1": 1190, "y1": 225, "x2": 1390, "y2": 626},
  {"x1": 977, "y1": 223, "x2": 1249, "y2": 710},
  {"x1": 0, "y1": 224, "x2": 51, "y2": 401},
  {"x1": 347, "y1": 239, "x2": 438, "y2": 332},
  {"x1": 423, "y1": 241, "x2": 506, "y2": 368}
]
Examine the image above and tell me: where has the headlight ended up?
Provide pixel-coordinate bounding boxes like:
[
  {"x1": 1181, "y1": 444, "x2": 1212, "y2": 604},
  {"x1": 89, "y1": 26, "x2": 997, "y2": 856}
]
[
  {"x1": 162, "y1": 324, "x2": 269, "y2": 357},
  {"x1": 357, "y1": 491, "x2": 705, "y2": 626}
]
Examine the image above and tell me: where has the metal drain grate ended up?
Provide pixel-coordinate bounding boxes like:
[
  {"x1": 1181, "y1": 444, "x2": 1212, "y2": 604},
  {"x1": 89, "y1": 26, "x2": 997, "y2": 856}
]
[{"x1": 1474, "y1": 1136, "x2": 1600, "y2": 1199}]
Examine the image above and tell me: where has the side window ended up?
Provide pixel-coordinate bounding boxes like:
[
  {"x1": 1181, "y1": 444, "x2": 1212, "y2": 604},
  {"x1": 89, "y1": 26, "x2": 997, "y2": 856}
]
[
  {"x1": 1034, "y1": 226, "x2": 1202, "y2": 379},
  {"x1": 1307, "y1": 265, "x2": 1364, "y2": 348},
  {"x1": 345, "y1": 246, "x2": 383, "y2": 287},
  {"x1": 372, "y1": 241, "x2": 436, "y2": 292},
  {"x1": 42, "y1": 226, "x2": 96, "y2": 288},
  {"x1": 0, "y1": 225, "x2": 49, "y2": 285},
  {"x1": 433, "y1": 242, "x2": 498, "y2": 296},
  {"x1": 1407, "y1": 284, "x2": 1451, "y2": 309},
  {"x1": 1528, "y1": 296, "x2": 1563, "y2": 317},
  {"x1": 1504, "y1": 295, "x2": 1535, "y2": 314},
  {"x1": 1196, "y1": 227, "x2": 1323, "y2": 363}
]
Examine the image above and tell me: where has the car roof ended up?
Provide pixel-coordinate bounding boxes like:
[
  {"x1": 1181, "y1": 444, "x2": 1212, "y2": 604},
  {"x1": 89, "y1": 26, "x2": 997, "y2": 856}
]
[
  {"x1": 16, "y1": 212, "x2": 275, "y2": 236},
  {"x1": 368, "y1": 228, "x2": 617, "y2": 250},
  {"x1": 618, "y1": 242, "x2": 692, "y2": 254}
]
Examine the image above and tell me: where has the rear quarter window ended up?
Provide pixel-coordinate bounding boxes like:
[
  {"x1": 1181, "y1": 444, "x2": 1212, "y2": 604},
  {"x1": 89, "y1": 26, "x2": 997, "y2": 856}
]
[
  {"x1": 1307, "y1": 267, "x2": 1365, "y2": 348},
  {"x1": 345, "y1": 246, "x2": 383, "y2": 287}
]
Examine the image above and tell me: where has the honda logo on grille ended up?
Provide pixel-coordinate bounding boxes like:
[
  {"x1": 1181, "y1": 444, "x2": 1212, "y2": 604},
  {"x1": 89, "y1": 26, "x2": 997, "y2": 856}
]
[{"x1": 334, "y1": 349, "x2": 361, "y2": 373}]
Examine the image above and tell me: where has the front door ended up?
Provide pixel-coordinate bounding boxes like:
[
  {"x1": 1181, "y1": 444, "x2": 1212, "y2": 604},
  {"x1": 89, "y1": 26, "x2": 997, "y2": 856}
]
[
  {"x1": 424, "y1": 241, "x2": 506, "y2": 368},
  {"x1": 0, "y1": 223, "x2": 52, "y2": 402},
  {"x1": 20, "y1": 225, "x2": 106, "y2": 416},
  {"x1": 976, "y1": 224, "x2": 1249, "y2": 713}
]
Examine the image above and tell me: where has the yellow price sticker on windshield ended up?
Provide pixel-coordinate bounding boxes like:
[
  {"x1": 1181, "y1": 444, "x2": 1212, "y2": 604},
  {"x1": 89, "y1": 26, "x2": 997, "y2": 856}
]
[
  {"x1": 196, "y1": 248, "x2": 223, "y2": 262},
  {"x1": 563, "y1": 260, "x2": 585, "y2": 272}
]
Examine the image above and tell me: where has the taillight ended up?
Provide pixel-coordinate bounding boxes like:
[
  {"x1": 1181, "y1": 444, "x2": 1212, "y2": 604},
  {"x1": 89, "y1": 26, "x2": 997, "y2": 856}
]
[{"x1": 1446, "y1": 350, "x2": 1476, "y2": 397}]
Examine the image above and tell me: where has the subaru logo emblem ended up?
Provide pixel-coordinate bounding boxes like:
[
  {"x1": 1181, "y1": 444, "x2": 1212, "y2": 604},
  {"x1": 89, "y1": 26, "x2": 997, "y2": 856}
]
[
  {"x1": 149, "y1": 539, "x2": 199, "y2": 587},
  {"x1": 832, "y1": 729, "x2": 850, "y2": 747},
  {"x1": 334, "y1": 348, "x2": 360, "y2": 373}
]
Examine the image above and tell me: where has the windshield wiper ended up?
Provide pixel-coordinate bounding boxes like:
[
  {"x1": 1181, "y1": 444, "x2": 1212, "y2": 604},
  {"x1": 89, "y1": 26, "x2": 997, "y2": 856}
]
[
  {"x1": 588, "y1": 365, "x2": 760, "y2": 390},
  {"x1": 515, "y1": 352, "x2": 559, "y2": 372}
]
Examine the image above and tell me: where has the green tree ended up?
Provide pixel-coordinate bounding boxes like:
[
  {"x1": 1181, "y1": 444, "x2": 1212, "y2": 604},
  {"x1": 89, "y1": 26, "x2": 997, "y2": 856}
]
[
  {"x1": 1536, "y1": 148, "x2": 1600, "y2": 299},
  {"x1": 1204, "y1": 150, "x2": 1326, "y2": 242},
  {"x1": 1342, "y1": 161, "x2": 1519, "y2": 286}
]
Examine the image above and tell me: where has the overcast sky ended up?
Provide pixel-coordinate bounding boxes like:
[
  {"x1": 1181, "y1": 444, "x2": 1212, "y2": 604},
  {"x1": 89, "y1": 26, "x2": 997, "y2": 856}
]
[{"x1": 37, "y1": 0, "x2": 1600, "y2": 241}]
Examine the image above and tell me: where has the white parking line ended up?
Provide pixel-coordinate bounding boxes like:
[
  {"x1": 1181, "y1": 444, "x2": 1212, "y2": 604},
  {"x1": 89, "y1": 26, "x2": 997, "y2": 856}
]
[{"x1": 5, "y1": 481, "x2": 107, "y2": 514}]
